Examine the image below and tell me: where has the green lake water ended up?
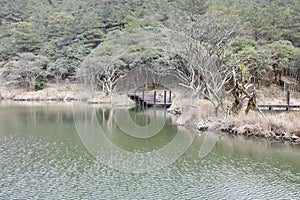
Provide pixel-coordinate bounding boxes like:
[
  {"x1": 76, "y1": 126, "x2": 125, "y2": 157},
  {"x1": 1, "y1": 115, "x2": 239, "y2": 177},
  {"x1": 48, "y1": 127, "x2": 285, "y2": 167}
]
[{"x1": 0, "y1": 102, "x2": 299, "y2": 199}]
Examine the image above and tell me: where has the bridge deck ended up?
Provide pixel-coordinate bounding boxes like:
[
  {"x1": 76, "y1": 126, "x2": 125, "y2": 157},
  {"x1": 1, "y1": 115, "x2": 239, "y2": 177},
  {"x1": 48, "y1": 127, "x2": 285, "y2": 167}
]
[
  {"x1": 258, "y1": 104, "x2": 300, "y2": 110},
  {"x1": 129, "y1": 92, "x2": 299, "y2": 111},
  {"x1": 128, "y1": 93, "x2": 172, "y2": 108}
]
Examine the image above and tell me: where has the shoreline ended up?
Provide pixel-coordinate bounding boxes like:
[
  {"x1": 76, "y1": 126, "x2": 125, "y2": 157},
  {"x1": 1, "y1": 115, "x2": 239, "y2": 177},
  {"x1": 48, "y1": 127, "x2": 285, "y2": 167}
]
[
  {"x1": 1, "y1": 86, "x2": 300, "y2": 145},
  {"x1": 0, "y1": 83, "x2": 135, "y2": 107},
  {"x1": 194, "y1": 118, "x2": 300, "y2": 146},
  {"x1": 167, "y1": 98, "x2": 300, "y2": 145},
  {"x1": 1, "y1": 98, "x2": 299, "y2": 145}
]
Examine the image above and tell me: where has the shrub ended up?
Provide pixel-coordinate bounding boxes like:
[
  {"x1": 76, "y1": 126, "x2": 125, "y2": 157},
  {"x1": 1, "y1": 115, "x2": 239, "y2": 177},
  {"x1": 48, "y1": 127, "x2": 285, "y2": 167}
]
[{"x1": 35, "y1": 75, "x2": 47, "y2": 91}]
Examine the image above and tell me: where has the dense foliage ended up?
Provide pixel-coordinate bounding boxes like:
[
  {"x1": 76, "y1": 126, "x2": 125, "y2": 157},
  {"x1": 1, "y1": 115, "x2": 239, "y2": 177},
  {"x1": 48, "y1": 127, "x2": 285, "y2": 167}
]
[{"x1": 0, "y1": 0, "x2": 299, "y2": 92}]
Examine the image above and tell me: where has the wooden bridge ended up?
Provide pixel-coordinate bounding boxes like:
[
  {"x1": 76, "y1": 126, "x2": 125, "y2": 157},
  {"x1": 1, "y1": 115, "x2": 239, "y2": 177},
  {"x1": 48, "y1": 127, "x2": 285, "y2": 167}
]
[
  {"x1": 128, "y1": 90, "x2": 299, "y2": 111},
  {"x1": 128, "y1": 91, "x2": 172, "y2": 108},
  {"x1": 257, "y1": 104, "x2": 300, "y2": 111},
  {"x1": 257, "y1": 91, "x2": 300, "y2": 111}
]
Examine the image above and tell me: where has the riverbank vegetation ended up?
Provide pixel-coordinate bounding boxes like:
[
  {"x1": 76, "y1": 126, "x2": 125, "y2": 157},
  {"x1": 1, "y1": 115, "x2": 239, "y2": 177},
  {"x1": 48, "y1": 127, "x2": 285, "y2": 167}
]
[
  {"x1": 169, "y1": 95, "x2": 300, "y2": 144},
  {"x1": 0, "y1": 0, "x2": 299, "y2": 142}
]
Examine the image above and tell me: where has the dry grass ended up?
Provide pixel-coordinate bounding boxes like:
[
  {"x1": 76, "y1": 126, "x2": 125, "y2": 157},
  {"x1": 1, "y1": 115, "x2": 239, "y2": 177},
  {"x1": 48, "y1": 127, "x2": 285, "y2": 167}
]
[
  {"x1": 169, "y1": 96, "x2": 300, "y2": 143},
  {"x1": 168, "y1": 98, "x2": 214, "y2": 126},
  {"x1": 267, "y1": 112, "x2": 300, "y2": 137},
  {"x1": 256, "y1": 84, "x2": 300, "y2": 105},
  {"x1": 222, "y1": 111, "x2": 300, "y2": 142}
]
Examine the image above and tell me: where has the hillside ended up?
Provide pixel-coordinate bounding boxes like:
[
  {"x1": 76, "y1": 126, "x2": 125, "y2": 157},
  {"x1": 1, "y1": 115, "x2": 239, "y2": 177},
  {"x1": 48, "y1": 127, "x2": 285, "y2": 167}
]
[{"x1": 0, "y1": 0, "x2": 299, "y2": 102}]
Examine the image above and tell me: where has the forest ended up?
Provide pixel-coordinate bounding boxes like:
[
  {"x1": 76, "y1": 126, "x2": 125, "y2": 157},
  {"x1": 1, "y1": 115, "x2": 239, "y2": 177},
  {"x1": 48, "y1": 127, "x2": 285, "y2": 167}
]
[{"x1": 0, "y1": 0, "x2": 299, "y2": 101}]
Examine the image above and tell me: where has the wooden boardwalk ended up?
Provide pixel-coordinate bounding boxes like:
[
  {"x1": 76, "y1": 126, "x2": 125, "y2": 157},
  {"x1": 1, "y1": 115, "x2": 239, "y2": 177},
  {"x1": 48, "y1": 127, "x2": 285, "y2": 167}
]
[
  {"x1": 258, "y1": 104, "x2": 300, "y2": 111},
  {"x1": 128, "y1": 91, "x2": 172, "y2": 108},
  {"x1": 128, "y1": 90, "x2": 299, "y2": 111},
  {"x1": 257, "y1": 91, "x2": 300, "y2": 111}
]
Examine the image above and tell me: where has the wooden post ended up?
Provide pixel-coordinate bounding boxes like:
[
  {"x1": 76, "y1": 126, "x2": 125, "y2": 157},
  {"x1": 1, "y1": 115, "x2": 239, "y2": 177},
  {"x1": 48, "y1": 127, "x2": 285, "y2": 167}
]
[
  {"x1": 142, "y1": 91, "x2": 145, "y2": 109},
  {"x1": 164, "y1": 90, "x2": 167, "y2": 108},
  {"x1": 287, "y1": 91, "x2": 290, "y2": 105},
  {"x1": 286, "y1": 90, "x2": 290, "y2": 111},
  {"x1": 153, "y1": 91, "x2": 156, "y2": 105},
  {"x1": 169, "y1": 90, "x2": 172, "y2": 103}
]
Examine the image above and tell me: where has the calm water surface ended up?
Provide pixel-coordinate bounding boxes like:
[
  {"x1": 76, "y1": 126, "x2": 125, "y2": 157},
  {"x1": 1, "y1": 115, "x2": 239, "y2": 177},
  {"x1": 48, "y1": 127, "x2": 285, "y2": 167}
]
[{"x1": 0, "y1": 102, "x2": 299, "y2": 199}]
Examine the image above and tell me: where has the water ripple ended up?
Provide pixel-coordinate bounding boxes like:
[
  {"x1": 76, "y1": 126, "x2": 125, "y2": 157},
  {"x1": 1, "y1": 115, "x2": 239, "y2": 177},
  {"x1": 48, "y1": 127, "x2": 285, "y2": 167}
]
[{"x1": 1, "y1": 126, "x2": 300, "y2": 199}]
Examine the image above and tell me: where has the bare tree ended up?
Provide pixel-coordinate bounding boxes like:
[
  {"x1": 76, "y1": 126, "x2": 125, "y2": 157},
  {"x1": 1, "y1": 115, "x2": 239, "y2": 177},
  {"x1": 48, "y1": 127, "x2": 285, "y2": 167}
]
[
  {"x1": 77, "y1": 58, "x2": 99, "y2": 96},
  {"x1": 47, "y1": 58, "x2": 69, "y2": 84},
  {"x1": 78, "y1": 44, "x2": 127, "y2": 98},
  {"x1": 97, "y1": 64, "x2": 125, "y2": 95},
  {"x1": 77, "y1": 27, "x2": 168, "y2": 98},
  {"x1": 165, "y1": 13, "x2": 240, "y2": 114},
  {"x1": 1, "y1": 53, "x2": 48, "y2": 90}
]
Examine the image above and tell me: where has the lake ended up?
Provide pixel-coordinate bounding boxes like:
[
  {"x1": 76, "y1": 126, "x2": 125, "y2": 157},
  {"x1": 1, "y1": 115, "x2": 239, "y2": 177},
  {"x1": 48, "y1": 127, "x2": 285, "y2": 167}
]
[{"x1": 0, "y1": 102, "x2": 299, "y2": 199}]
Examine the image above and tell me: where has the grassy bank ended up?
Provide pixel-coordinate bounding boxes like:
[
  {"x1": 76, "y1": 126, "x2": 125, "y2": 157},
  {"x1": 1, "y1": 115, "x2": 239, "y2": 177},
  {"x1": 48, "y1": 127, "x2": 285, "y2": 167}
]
[
  {"x1": 168, "y1": 95, "x2": 300, "y2": 145},
  {"x1": 1, "y1": 82, "x2": 299, "y2": 145},
  {"x1": 0, "y1": 82, "x2": 135, "y2": 107}
]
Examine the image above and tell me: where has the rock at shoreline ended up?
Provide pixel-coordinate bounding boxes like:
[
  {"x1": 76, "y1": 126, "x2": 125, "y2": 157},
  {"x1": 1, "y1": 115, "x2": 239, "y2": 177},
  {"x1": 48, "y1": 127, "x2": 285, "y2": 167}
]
[
  {"x1": 88, "y1": 97, "x2": 110, "y2": 104},
  {"x1": 196, "y1": 120, "x2": 208, "y2": 131},
  {"x1": 12, "y1": 92, "x2": 77, "y2": 101},
  {"x1": 167, "y1": 108, "x2": 181, "y2": 115},
  {"x1": 291, "y1": 135, "x2": 300, "y2": 141},
  {"x1": 292, "y1": 130, "x2": 300, "y2": 137}
]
